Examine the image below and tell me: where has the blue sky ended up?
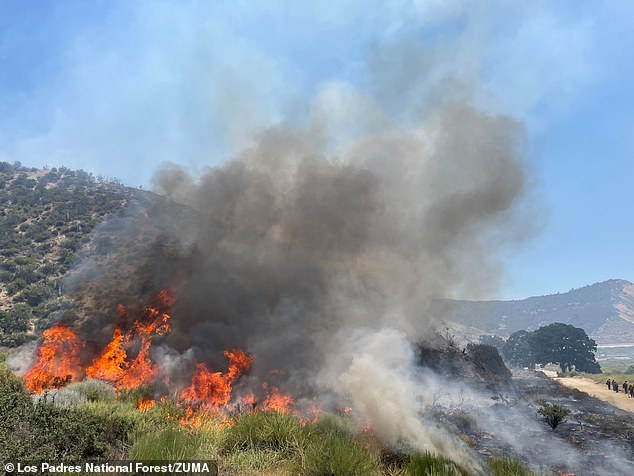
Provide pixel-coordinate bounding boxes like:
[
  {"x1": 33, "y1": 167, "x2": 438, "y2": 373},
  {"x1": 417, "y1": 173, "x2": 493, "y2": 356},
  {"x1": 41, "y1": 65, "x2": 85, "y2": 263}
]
[{"x1": 0, "y1": 1, "x2": 632, "y2": 300}]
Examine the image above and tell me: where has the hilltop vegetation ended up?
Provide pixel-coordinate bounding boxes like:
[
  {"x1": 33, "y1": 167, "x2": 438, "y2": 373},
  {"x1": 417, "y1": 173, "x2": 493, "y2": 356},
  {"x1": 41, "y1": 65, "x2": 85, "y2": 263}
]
[{"x1": 0, "y1": 162, "x2": 136, "y2": 346}]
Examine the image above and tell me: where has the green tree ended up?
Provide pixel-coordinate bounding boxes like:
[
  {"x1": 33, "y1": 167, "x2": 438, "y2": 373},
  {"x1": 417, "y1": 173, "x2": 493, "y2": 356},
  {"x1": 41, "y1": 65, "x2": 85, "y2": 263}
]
[
  {"x1": 501, "y1": 330, "x2": 535, "y2": 368},
  {"x1": 530, "y1": 323, "x2": 601, "y2": 374},
  {"x1": 478, "y1": 334, "x2": 506, "y2": 353},
  {"x1": 1, "y1": 304, "x2": 32, "y2": 333}
]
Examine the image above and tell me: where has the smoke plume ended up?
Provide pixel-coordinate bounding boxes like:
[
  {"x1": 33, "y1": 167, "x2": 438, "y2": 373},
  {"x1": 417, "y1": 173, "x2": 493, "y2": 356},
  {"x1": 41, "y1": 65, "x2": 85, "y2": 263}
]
[
  {"x1": 42, "y1": 30, "x2": 536, "y2": 461},
  {"x1": 97, "y1": 92, "x2": 524, "y2": 460}
]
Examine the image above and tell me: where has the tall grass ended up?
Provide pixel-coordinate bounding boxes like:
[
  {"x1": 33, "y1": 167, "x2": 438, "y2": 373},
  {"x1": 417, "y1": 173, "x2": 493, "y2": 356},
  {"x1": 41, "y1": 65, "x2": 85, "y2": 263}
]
[
  {"x1": 222, "y1": 412, "x2": 303, "y2": 453},
  {"x1": 405, "y1": 452, "x2": 468, "y2": 476},
  {"x1": 488, "y1": 456, "x2": 537, "y2": 476},
  {"x1": 302, "y1": 433, "x2": 381, "y2": 475},
  {"x1": 129, "y1": 427, "x2": 203, "y2": 460},
  {"x1": 34, "y1": 379, "x2": 116, "y2": 407}
]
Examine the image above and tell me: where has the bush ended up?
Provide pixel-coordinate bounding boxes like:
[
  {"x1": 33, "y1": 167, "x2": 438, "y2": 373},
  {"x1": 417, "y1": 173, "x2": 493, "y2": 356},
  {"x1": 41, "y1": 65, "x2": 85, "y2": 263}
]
[
  {"x1": 0, "y1": 363, "x2": 33, "y2": 427},
  {"x1": 129, "y1": 427, "x2": 202, "y2": 461},
  {"x1": 0, "y1": 332, "x2": 36, "y2": 347},
  {"x1": 309, "y1": 413, "x2": 357, "y2": 439},
  {"x1": 488, "y1": 456, "x2": 534, "y2": 476},
  {"x1": 302, "y1": 433, "x2": 380, "y2": 476},
  {"x1": 1, "y1": 304, "x2": 32, "y2": 333},
  {"x1": 405, "y1": 452, "x2": 468, "y2": 475},
  {"x1": 35, "y1": 379, "x2": 117, "y2": 407},
  {"x1": 72, "y1": 379, "x2": 117, "y2": 402},
  {"x1": 222, "y1": 411, "x2": 304, "y2": 454},
  {"x1": 0, "y1": 365, "x2": 139, "y2": 463},
  {"x1": 23, "y1": 285, "x2": 53, "y2": 306},
  {"x1": 537, "y1": 402, "x2": 570, "y2": 430}
]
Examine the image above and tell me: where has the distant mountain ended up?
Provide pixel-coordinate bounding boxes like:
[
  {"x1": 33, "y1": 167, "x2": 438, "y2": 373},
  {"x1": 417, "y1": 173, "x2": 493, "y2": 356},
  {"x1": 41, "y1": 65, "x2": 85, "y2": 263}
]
[{"x1": 440, "y1": 279, "x2": 634, "y2": 345}]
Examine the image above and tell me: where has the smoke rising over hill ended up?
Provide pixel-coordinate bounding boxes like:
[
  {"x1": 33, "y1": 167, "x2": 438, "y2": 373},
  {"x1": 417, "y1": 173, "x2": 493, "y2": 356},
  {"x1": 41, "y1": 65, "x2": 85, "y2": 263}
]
[
  {"x1": 111, "y1": 94, "x2": 526, "y2": 460},
  {"x1": 148, "y1": 104, "x2": 527, "y2": 355}
]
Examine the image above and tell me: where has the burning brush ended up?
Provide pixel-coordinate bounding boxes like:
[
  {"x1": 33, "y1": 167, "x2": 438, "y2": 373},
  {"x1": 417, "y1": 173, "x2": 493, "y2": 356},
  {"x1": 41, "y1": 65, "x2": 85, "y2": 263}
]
[{"x1": 22, "y1": 289, "x2": 298, "y2": 420}]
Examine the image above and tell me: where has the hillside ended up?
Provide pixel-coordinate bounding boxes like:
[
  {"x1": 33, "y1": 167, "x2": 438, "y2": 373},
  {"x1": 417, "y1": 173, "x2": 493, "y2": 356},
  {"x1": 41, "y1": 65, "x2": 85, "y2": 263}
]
[
  {"x1": 0, "y1": 162, "x2": 143, "y2": 346},
  {"x1": 2, "y1": 162, "x2": 632, "y2": 350},
  {"x1": 440, "y1": 279, "x2": 634, "y2": 345}
]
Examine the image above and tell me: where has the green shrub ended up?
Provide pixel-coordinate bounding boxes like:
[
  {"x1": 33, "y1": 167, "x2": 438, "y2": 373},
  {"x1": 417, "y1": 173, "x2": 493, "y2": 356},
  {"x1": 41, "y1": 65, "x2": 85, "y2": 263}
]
[
  {"x1": 36, "y1": 379, "x2": 116, "y2": 407},
  {"x1": 116, "y1": 384, "x2": 156, "y2": 404},
  {"x1": 405, "y1": 452, "x2": 468, "y2": 476},
  {"x1": 309, "y1": 413, "x2": 357, "y2": 439},
  {"x1": 537, "y1": 402, "x2": 570, "y2": 430},
  {"x1": 0, "y1": 366, "x2": 140, "y2": 463},
  {"x1": 84, "y1": 399, "x2": 167, "y2": 442},
  {"x1": 0, "y1": 363, "x2": 34, "y2": 462},
  {"x1": 488, "y1": 456, "x2": 535, "y2": 476},
  {"x1": 129, "y1": 427, "x2": 202, "y2": 461},
  {"x1": 302, "y1": 433, "x2": 381, "y2": 476},
  {"x1": 222, "y1": 411, "x2": 304, "y2": 454},
  {"x1": 0, "y1": 332, "x2": 36, "y2": 347},
  {"x1": 72, "y1": 379, "x2": 117, "y2": 402}
]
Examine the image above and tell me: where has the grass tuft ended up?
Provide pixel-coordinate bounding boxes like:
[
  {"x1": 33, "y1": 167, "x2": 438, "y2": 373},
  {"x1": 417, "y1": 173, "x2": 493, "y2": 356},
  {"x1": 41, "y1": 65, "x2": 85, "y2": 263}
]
[
  {"x1": 405, "y1": 451, "x2": 468, "y2": 476},
  {"x1": 488, "y1": 456, "x2": 536, "y2": 476},
  {"x1": 222, "y1": 411, "x2": 304, "y2": 454},
  {"x1": 302, "y1": 432, "x2": 381, "y2": 476},
  {"x1": 129, "y1": 427, "x2": 202, "y2": 461}
]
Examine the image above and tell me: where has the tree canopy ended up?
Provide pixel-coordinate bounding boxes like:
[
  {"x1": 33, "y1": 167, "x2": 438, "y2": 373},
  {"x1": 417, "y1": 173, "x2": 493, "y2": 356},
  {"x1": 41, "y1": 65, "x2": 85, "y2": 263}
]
[
  {"x1": 501, "y1": 330, "x2": 535, "y2": 369},
  {"x1": 501, "y1": 323, "x2": 601, "y2": 374},
  {"x1": 530, "y1": 323, "x2": 600, "y2": 373}
]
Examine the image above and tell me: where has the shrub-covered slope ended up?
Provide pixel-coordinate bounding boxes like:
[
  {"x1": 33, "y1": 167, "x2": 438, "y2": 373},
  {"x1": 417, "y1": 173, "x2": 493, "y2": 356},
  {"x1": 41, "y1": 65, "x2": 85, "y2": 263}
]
[{"x1": 0, "y1": 162, "x2": 140, "y2": 346}]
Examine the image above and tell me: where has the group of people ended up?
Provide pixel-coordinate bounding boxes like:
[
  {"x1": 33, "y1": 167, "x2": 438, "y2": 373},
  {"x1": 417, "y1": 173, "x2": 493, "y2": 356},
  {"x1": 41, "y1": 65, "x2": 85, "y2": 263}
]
[{"x1": 606, "y1": 378, "x2": 634, "y2": 398}]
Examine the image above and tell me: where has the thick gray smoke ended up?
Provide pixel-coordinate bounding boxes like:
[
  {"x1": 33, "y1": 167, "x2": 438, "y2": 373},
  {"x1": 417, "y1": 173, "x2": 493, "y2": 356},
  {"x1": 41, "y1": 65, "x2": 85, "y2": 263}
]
[
  {"x1": 148, "y1": 104, "x2": 527, "y2": 356},
  {"x1": 34, "y1": 29, "x2": 533, "y2": 461},
  {"x1": 132, "y1": 98, "x2": 528, "y2": 463}
]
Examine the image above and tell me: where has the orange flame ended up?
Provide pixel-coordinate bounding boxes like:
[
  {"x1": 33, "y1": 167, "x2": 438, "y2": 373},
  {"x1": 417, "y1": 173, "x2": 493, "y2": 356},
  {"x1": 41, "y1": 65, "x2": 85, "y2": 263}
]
[
  {"x1": 21, "y1": 289, "x2": 308, "y2": 421},
  {"x1": 261, "y1": 383, "x2": 294, "y2": 414},
  {"x1": 242, "y1": 392, "x2": 257, "y2": 409},
  {"x1": 85, "y1": 299, "x2": 172, "y2": 389},
  {"x1": 181, "y1": 349, "x2": 254, "y2": 406},
  {"x1": 179, "y1": 406, "x2": 204, "y2": 428},
  {"x1": 24, "y1": 325, "x2": 84, "y2": 393},
  {"x1": 136, "y1": 398, "x2": 156, "y2": 411}
]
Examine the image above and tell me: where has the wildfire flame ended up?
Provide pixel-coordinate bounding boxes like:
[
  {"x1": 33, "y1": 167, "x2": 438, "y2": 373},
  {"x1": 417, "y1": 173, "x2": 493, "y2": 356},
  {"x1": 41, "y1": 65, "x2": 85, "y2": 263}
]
[
  {"x1": 181, "y1": 349, "x2": 254, "y2": 406},
  {"x1": 261, "y1": 383, "x2": 294, "y2": 414},
  {"x1": 24, "y1": 325, "x2": 83, "y2": 393},
  {"x1": 85, "y1": 301, "x2": 171, "y2": 389},
  {"x1": 22, "y1": 289, "x2": 305, "y2": 422},
  {"x1": 136, "y1": 398, "x2": 156, "y2": 411}
]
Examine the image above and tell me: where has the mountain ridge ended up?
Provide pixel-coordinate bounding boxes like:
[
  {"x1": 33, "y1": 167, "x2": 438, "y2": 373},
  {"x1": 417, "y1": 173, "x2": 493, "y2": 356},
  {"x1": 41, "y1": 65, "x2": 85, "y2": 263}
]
[{"x1": 440, "y1": 279, "x2": 634, "y2": 345}]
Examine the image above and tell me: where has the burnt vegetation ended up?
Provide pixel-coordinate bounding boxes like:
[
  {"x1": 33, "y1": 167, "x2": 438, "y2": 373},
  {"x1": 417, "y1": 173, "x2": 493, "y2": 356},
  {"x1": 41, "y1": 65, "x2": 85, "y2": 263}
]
[{"x1": 417, "y1": 336, "x2": 512, "y2": 391}]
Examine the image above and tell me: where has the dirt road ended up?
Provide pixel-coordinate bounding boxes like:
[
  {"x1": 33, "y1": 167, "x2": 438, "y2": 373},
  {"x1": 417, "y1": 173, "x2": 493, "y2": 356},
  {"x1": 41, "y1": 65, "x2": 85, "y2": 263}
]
[{"x1": 543, "y1": 370, "x2": 634, "y2": 412}]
